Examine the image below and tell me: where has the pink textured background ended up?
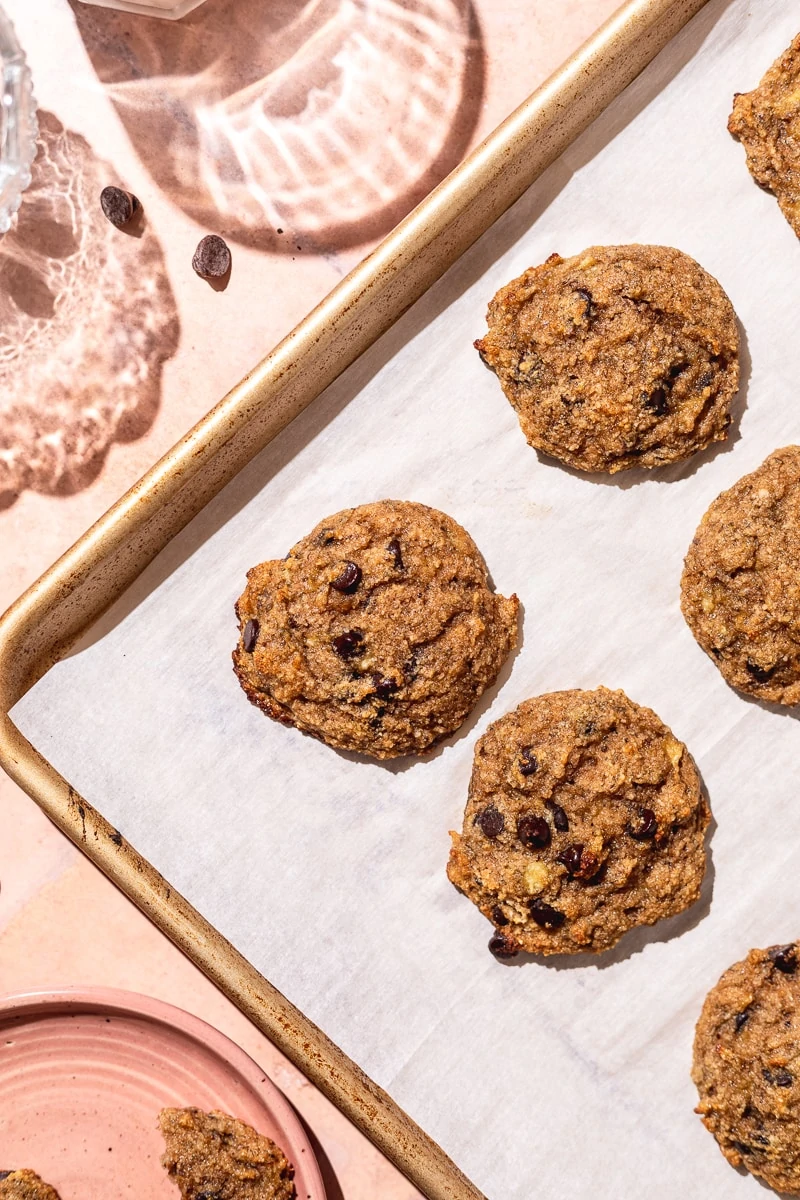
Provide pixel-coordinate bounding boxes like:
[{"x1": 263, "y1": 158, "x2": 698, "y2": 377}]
[{"x1": 1, "y1": 3, "x2": 619, "y2": 1195}]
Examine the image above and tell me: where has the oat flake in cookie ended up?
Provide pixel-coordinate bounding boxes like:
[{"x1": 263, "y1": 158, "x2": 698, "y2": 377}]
[
  {"x1": 447, "y1": 687, "x2": 708, "y2": 957},
  {"x1": 681, "y1": 446, "x2": 800, "y2": 706},
  {"x1": 0, "y1": 1171, "x2": 62, "y2": 1200},
  {"x1": 729, "y1": 33, "x2": 800, "y2": 240},
  {"x1": 159, "y1": 1107, "x2": 295, "y2": 1200},
  {"x1": 693, "y1": 943, "x2": 800, "y2": 1195},
  {"x1": 475, "y1": 244, "x2": 740, "y2": 474},
  {"x1": 233, "y1": 500, "x2": 519, "y2": 759}
]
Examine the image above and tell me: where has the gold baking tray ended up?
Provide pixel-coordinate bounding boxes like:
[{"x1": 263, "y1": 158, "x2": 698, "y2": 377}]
[{"x1": 0, "y1": 2, "x2": 711, "y2": 1196}]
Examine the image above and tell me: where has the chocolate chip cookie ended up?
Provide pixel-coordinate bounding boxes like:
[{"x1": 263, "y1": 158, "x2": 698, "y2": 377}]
[
  {"x1": 729, "y1": 33, "x2": 800, "y2": 240},
  {"x1": 159, "y1": 1108, "x2": 295, "y2": 1200},
  {"x1": 0, "y1": 1172, "x2": 61, "y2": 1200},
  {"x1": 681, "y1": 446, "x2": 800, "y2": 706},
  {"x1": 234, "y1": 500, "x2": 519, "y2": 759},
  {"x1": 475, "y1": 244, "x2": 740, "y2": 473},
  {"x1": 447, "y1": 687, "x2": 708, "y2": 956},
  {"x1": 693, "y1": 942, "x2": 800, "y2": 1194}
]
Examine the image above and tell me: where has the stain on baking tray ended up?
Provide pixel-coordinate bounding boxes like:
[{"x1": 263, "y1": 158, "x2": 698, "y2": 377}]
[
  {"x1": 69, "y1": 0, "x2": 485, "y2": 253},
  {"x1": 0, "y1": 112, "x2": 179, "y2": 507}
]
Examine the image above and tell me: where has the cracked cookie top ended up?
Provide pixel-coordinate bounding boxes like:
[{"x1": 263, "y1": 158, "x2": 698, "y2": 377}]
[{"x1": 475, "y1": 244, "x2": 740, "y2": 474}]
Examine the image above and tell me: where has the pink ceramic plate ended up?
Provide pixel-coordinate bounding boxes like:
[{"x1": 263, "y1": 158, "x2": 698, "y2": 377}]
[{"x1": 0, "y1": 988, "x2": 326, "y2": 1200}]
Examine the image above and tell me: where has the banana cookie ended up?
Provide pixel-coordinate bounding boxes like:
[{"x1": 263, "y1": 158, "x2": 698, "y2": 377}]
[
  {"x1": 234, "y1": 500, "x2": 519, "y2": 759},
  {"x1": 447, "y1": 687, "x2": 708, "y2": 957},
  {"x1": 693, "y1": 942, "x2": 800, "y2": 1195},
  {"x1": 159, "y1": 1107, "x2": 295, "y2": 1200},
  {"x1": 475, "y1": 244, "x2": 740, "y2": 473},
  {"x1": 0, "y1": 1172, "x2": 61, "y2": 1200},
  {"x1": 681, "y1": 446, "x2": 800, "y2": 706},
  {"x1": 729, "y1": 32, "x2": 800, "y2": 240}
]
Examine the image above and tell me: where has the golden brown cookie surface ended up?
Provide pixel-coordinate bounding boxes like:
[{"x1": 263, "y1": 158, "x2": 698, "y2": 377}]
[
  {"x1": 0, "y1": 1171, "x2": 61, "y2": 1200},
  {"x1": 475, "y1": 244, "x2": 739, "y2": 474},
  {"x1": 729, "y1": 33, "x2": 800, "y2": 239},
  {"x1": 447, "y1": 687, "x2": 708, "y2": 956},
  {"x1": 159, "y1": 1107, "x2": 295, "y2": 1200},
  {"x1": 233, "y1": 500, "x2": 519, "y2": 759},
  {"x1": 681, "y1": 446, "x2": 800, "y2": 706},
  {"x1": 693, "y1": 943, "x2": 800, "y2": 1195}
]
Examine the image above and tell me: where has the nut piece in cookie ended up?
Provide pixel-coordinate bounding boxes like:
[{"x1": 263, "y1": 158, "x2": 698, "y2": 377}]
[
  {"x1": 681, "y1": 445, "x2": 800, "y2": 706},
  {"x1": 475, "y1": 244, "x2": 740, "y2": 474},
  {"x1": 159, "y1": 1107, "x2": 296, "y2": 1200},
  {"x1": 729, "y1": 33, "x2": 800, "y2": 240},
  {"x1": 233, "y1": 500, "x2": 519, "y2": 759},
  {"x1": 0, "y1": 1170, "x2": 62, "y2": 1200},
  {"x1": 447, "y1": 687, "x2": 708, "y2": 956},
  {"x1": 693, "y1": 942, "x2": 800, "y2": 1194}
]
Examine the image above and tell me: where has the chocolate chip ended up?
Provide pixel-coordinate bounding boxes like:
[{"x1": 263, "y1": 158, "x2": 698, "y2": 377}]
[
  {"x1": 242, "y1": 618, "x2": 259, "y2": 653},
  {"x1": 0, "y1": 1173, "x2": 12, "y2": 1182},
  {"x1": 575, "y1": 286, "x2": 595, "y2": 321},
  {"x1": 518, "y1": 746, "x2": 538, "y2": 776},
  {"x1": 529, "y1": 899, "x2": 566, "y2": 930},
  {"x1": 668, "y1": 361, "x2": 689, "y2": 380},
  {"x1": 192, "y1": 234, "x2": 232, "y2": 279},
  {"x1": 735, "y1": 1010, "x2": 750, "y2": 1032},
  {"x1": 476, "y1": 805, "x2": 505, "y2": 839},
  {"x1": 556, "y1": 844, "x2": 583, "y2": 876},
  {"x1": 491, "y1": 904, "x2": 509, "y2": 926},
  {"x1": 100, "y1": 185, "x2": 140, "y2": 228},
  {"x1": 545, "y1": 800, "x2": 569, "y2": 832},
  {"x1": 332, "y1": 630, "x2": 363, "y2": 658},
  {"x1": 763, "y1": 1067, "x2": 793, "y2": 1087},
  {"x1": 697, "y1": 369, "x2": 715, "y2": 390},
  {"x1": 331, "y1": 561, "x2": 362, "y2": 593},
  {"x1": 746, "y1": 659, "x2": 776, "y2": 683},
  {"x1": 626, "y1": 807, "x2": 657, "y2": 840},
  {"x1": 583, "y1": 721, "x2": 595, "y2": 735},
  {"x1": 387, "y1": 538, "x2": 404, "y2": 570},
  {"x1": 517, "y1": 814, "x2": 551, "y2": 849},
  {"x1": 196, "y1": 1193, "x2": 224, "y2": 1200},
  {"x1": 769, "y1": 945, "x2": 797, "y2": 974},
  {"x1": 643, "y1": 386, "x2": 668, "y2": 416},
  {"x1": 372, "y1": 674, "x2": 398, "y2": 700},
  {"x1": 488, "y1": 931, "x2": 518, "y2": 959},
  {"x1": 732, "y1": 1142, "x2": 752, "y2": 1157}
]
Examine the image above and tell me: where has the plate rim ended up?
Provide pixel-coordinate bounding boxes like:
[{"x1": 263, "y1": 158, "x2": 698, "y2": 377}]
[{"x1": 0, "y1": 984, "x2": 327, "y2": 1200}]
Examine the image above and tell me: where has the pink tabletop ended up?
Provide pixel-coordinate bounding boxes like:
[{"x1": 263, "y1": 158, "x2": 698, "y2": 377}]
[{"x1": 0, "y1": 3, "x2": 620, "y2": 1196}]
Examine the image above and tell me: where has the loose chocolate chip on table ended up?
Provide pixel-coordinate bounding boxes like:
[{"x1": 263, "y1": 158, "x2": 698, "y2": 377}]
[
  {"x1": 242, "y1": 618, "x2": 259, "y2": 653},
  {"x1": 387, "y1": 538, "x2": 404, "y2": 570},
  {"x1": 100, "y1": 185, "x2": 140, "y2": 228},
  {"x1": 476, "y1": 805, "x2": 505, "y2": 839},
  {"x1": 529, "y1": 898, "x2": 566, "y2": 930},
  {"x1": 556, "y1": 844, "x2": 584, "y2": 876},
  {"x1": 517, "y1": 813, "x2": 551, "y2": 849},
  {"x1": 518, "y1": 746, "x2": 538, "y2": 776},
  {"x1": 371, "y1": 674, "x2": 398, "y2": 700},
  {"x1": 627, "y1": 806, "x2": 658, "y2": 840},
  {"x1": 763, "y1": 1068, "x2": 794, "y2": 1088},
  {"x1": 489, "y1": 931, "x2": 518, "y2": 959},
  {"x1": 192, "y1": 234, "x2": 232, "y2": 279},
  {"x1": 769, "y1": 945, "x2": 797, "y2": 974},
  {"x1": 491, "y1": 904, "x2": 509, "y2": 926},
  {"x1": 545, "y1": 800, "x2": 569, "y2": 832},
  {"x1": 734, "y1": 1009, "x2": 750, "y2": 1032},
  {"x1": 330, "y1": 561, "x2": 362, "y2": 593},
  {"x1": 332, "y1": 630, "x2": 363, "y2": 659},
  {"x1": 746, "y1": 659, "x2": 776, "y2": 683}
]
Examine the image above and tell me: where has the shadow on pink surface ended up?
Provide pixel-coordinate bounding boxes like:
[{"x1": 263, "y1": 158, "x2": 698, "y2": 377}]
[
  {"x1": 69, "y1": 0, "x2": 486, "y2": 253},
  {"x1": 0, "y1": 111, "x2": 180, "y2": 507}
]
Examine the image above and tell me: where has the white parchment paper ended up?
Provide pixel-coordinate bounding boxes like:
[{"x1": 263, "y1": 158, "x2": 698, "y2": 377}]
[{"x1": 14, "y1": 2, "x2": 800, "y2": 1195}]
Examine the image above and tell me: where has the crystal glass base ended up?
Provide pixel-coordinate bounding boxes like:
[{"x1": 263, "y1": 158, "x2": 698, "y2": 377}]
[
  {"x1": 75, "y1": 0, "x2": 208, "y2": 17},
  {"x1": 0, "y1": 7, "x2": 37, "y2": 234}
]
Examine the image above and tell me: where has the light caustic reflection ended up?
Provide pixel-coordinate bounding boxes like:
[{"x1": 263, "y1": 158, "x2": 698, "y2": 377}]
[
  {"x1": 0, "y1": 112, "x2": 179, "y2": 502},
  {"x1": 75, "y1": 0, "x2": 482, "y2": 248}
]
